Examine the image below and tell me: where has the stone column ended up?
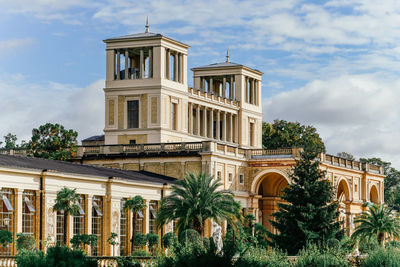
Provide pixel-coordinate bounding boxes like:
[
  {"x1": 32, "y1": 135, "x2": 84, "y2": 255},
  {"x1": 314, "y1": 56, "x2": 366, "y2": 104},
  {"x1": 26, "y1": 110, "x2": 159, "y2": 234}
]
[
  {"x1": 149, "y1": 47, "x2": 153, "y2": 78},
  {"x1": 197, "y1": 105, "x2": 201, "y2": 136},
  {"x1": 252, "y1": 79, "x2": 256, "y2": 104},
  {"x1": 174, "y1": 53, "x2": 178, "y2": 82},
  {"x1": 140, "y1": 48, "x2": 145, "y2": 79},
  {"x1": 116, "y1": 50, "x2": 121, "y2": 80},
  {"x1": 188, "y1": 102, "x2": 193, "y2": 134},
  {"x1": 209, "y1": 78, "x2": 213, "y2": 95},
  {"x1": 166, "y1": 49, "x2": 171, "y2": 79},
  {"x1": 229, "y1": 113, "x2": 233, "y2": 142},
  {"x1": 203, "y1": 107, "x2": 207, "y2": 137},
  {"x1": 201, "y1": 77, "x2": 206, "y2": 91},
  {"x1": 124, "y1": 49, "x2": 129, "y2": 80},
  {"x1": 209, "y1": 108, "x2": 214, "y2": 138},
  {"x1": 222, "y1": 77, "x2": 226, "y2": 98},
  {"x1": 216, "y1": 110, "x2": 220, "y2": 140},
  {"x1": 222, "y1": 112, "x2": 226, "y2": 141},
  {"x1": 177, "y1": 53, "x2": 181, "y2": 83}
]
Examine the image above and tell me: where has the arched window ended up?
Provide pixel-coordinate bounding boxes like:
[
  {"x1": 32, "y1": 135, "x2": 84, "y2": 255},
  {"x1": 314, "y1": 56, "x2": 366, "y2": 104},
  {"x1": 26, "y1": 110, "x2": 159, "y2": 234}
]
[{"x1": 73, "y1": 195, "x2": 85, "y2": 236}]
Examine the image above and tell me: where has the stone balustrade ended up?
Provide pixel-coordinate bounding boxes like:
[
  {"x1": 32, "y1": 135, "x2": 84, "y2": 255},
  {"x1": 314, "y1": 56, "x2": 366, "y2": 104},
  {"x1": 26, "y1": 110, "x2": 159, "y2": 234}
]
[
  {"x1": 188, "y1": 87, "x2": 239, "y2": 107},
  {"x1": 0, "y1": 257, "x2": 16, "y2": 267}
]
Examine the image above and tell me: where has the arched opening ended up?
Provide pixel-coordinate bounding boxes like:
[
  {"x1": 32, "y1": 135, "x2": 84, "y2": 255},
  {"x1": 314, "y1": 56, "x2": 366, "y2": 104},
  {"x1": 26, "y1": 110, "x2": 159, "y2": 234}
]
[
  {"x1": 336, "y1": 180, "x2": 350, "y2": 232},
  {"x1": 370, "y1": 185, "x2": 379, "y2": 204},
  {"x1": 337, "y1": 180, "x2": 350, "y2": 203},
  {"x1": 256, "y1": 172, "x2": 289, "y2": 234}
]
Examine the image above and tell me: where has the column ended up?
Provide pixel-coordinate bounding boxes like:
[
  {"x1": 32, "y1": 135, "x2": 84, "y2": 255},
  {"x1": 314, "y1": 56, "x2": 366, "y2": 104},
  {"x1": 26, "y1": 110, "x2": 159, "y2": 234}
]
[
  {"x1": 188, "y1": 102, "x2": 193, "y2": 134},
  {"x1": 222, "y1": 77, "x2": 226, "y2": 98},
  {"x1": 222, "y1": 112, "x2": 226, "y2": 141},
  {"x1": 229, "y1": 113, "x2": 233, "y2": 142},
  {"x1": 166, "y1": 49, "x2": 171, "y2": 79},
  {"x1": 209, "y1": 78, "x2": 213, "y2": 95},
  {"x1": 177, "y1": 53, "x2": 182, "y2": 83},
  {"x1": 252, "y1": 79, "x2": 256, "y2": 104},
  {"x1": 197, "y1": 105, "x2": 201, "y2": 136},
  {"x1": 174, "y1": 53, "x2": 178, "y2": 82},
  {"x1": 216, "y1": 110, "x2": 220, "y2": 140},
  {"x1": 230, "y1": 76, "x2": 234, "y2": 100},
  {"x1": 209, "y1": 108, "x2": 214, "y2": 138},
  {"x1": 124, "y1": 49, "x2": 129, "y2": 80},
  {"x1": 140, "y1": 48, "x2": 145, "y2": 79},
  {"x1": 149, "y1": 47, "x2": 153, "y2": 78},
  {"x1": 116, "y1": 50, "x2": 121, "y2": 80},
  {"x1": 203, "y1": 107, "x2": 207, "y2": 137}
]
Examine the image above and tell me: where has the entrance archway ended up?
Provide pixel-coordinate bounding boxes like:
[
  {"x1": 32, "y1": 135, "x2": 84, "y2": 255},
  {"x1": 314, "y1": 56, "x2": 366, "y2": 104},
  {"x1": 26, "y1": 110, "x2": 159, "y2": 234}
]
[
  {"x1": 336, "y1": 179, "x2": 350, "y2": 231},
  {"x1": 255, "y1": 172, "x2": 289, "y2": 233},
  {"x1": 370, "y1": 185, "x2": 379, "y2": 204}
]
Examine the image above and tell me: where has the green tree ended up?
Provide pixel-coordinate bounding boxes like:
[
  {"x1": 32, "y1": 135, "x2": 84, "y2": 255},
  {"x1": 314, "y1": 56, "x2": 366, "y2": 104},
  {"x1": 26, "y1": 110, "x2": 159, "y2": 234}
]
[
  {"x1": 53, "y1": 187, "x2": 80, "y2": 246},
  {"x1": 124, "y1": 196, "x2": 146, "y2": 250},
  {"x1": 352, "y1": 204, "x2": 400, "y2": 246},
  {"x1": 268, "y1": 152, "x2": 343, "y2": 255},
  {"x1": 262, "y1": 120, "x2": 325, "y2": 153},
  {"x1": 156, "y1": 172, "x2": 241, "y2": 239},
  {"x1": 337, "y1": 152, "x2": 355, "y2": 161},
  {"x1": 0, "y1": 230, "x2": 12, "y2": 247},
  {"x1": 3, "y1": 133, "x2": 18, "y2": 149},
  {"x1": 28, "y1": 123, "x2": 78, "y2": 161}
]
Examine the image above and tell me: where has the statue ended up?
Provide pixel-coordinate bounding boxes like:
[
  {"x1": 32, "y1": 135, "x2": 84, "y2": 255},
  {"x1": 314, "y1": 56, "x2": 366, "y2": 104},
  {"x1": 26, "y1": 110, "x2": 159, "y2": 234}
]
[{"x1": 212, "y1": 222, "x2": 223, "y2": 254}]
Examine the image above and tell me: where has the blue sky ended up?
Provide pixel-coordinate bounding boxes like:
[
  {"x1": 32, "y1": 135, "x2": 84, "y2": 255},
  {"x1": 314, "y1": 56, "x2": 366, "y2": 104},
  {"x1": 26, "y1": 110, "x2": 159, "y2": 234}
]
[{"x1": 1, "y1": 0, "x2": 400, "y2": 167}]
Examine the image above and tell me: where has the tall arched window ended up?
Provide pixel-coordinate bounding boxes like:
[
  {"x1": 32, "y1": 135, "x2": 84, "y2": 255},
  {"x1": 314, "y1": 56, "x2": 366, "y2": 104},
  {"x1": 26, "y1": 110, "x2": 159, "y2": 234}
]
[{"x1": 0, "y1": 188, "x2": 14, "y2": 255}]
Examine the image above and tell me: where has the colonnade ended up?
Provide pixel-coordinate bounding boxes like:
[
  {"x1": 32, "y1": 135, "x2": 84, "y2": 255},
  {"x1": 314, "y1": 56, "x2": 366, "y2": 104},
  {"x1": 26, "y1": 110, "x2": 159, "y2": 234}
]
[
  {"x1": 188, "y1": 103, "x2": 237, "y2": 143},
  {"x1": 165, "y1": 49, "x2": 184, "y2": 83},
  {"x1": 245, "y1": 77, "x2": 259, "y2": 105},
  {"x1": 199, "y1": 76, "x2": 235, "y2": 100},
  {"x1": 114, "y1": 47, "x2": 153, "y2": 80}
]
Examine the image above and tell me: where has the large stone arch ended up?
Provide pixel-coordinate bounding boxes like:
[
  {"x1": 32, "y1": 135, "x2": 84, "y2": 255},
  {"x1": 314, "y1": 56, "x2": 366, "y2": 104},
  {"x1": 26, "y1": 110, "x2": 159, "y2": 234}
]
[
  {"x1": 336, "y1": 179, "x2": 351, "y2": 233},
  {"x1": 251, "y1": 169, "x2": 290, "y2": 234},
  {"x1": 337, "y1": 178, "x2": 351, "y2": 202},
  {"x1": 370, "y1": 184, "x2": 379, "y2": 203}
]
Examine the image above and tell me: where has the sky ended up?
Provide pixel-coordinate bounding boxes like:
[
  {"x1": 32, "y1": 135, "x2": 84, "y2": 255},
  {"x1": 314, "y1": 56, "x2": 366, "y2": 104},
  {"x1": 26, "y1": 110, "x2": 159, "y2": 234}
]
[{"x1": 1, "y1": 0, "x2": 400, "y2": 167}]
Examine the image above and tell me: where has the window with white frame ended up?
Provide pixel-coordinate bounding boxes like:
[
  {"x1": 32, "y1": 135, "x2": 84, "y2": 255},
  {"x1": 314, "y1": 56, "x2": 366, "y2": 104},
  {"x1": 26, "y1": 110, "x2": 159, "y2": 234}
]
[
  {"x1": 73, "y1": 195, "x2": 85, "y2": 236},
  {"x1": 120, "y1": 198, "x2": 128, "y2": 256},
  {"x1": 149, "y1": 201, "x2": 158, "y2": 234},
  {"x1": 91, "y1": 196, "x2": 103, "y2": 256},
  {"x1": 0, "y1": 188, "x2": 14, "y2": 256},
  {"x1": 22, "y1": 190, "x2": 36, "y2": 237}
]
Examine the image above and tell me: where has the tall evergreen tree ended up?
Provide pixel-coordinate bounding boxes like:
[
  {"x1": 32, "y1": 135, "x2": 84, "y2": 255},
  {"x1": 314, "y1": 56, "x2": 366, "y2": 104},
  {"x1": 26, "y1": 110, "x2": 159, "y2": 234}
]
[{"x1": 268, "y1": 151, "x2": 343, "y2": 255}]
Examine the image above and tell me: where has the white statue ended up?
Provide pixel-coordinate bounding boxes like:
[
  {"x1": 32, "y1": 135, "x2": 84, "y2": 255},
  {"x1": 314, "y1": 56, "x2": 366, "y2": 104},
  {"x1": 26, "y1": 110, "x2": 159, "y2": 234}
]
[{"x1": 212, "y1": 222, "x2": 223, "y2": 254}]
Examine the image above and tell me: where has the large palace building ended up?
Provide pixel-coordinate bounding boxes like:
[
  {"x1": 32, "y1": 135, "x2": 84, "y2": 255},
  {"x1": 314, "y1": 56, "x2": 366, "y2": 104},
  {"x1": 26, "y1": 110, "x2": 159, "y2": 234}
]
[{"x1": 0, "y1": 23, "x2": 385, "y2": 257}]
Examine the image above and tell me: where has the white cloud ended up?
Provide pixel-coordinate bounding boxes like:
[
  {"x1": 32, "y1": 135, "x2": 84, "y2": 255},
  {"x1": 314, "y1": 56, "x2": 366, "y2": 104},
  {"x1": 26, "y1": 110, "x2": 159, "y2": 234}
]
[
  {"x1": 0, "y1": 75, "x2": 104, "y2": 143},
  {"x1": 0, "y1": 38, "x2": 34, "y2": 56},
  {"x1": 263, "y1": 74, "x2": 400, "y2": 168}
]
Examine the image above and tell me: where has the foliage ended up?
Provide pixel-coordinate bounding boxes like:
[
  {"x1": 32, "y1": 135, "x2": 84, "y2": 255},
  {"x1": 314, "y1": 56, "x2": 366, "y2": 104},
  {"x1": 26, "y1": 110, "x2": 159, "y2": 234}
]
[
  {"x1": 162, "y1": 232, "x2": 177, "y2": 248},
  {"x1": 157, "y1": 172, "x2": 242, "y2": 238},
  {"x1": 254, "y1": 223, "x2": 269, "y2": 248},
  {"x1": 124, "y1": 195, "x2": 146, "y2": 248},
  {"x1": 296, "y1": 244, "x2": 350, "y2": 267},
  {"x1": 52, "y1": 187, "x2": 80, "y2": 246},
  {"x1": 268, "y1": 151, "x2": 343, "y2": 255},
  {"x1": 358, "y1": 238, "x2": 379, "y2": 254},
  {"x1": 134, "y1": 233, "x2": 147, "y2": 247},
  {"x1": 234, "y1": 247, "x2": 291, "y2": 267},
  {"x1": 70, "y1": 234, "x2": 97, "y2": 249},
  {"x1": 15, "y1": 249, "x2": 46, "y2": 267},
  {"x1": 28, "y1": 123, "x2": 78, "y2": 161},
  {"x1": 386, "y1": 240, "x2": 400, "y2": 249},
  {"x1": 361, "y1": 246, "x2": 400, "y2": 267},
  {"x1": 3, "y1": 133, "x2": 18, "y2": 149},
  {"x1": 337, "y1": 152, "x2": 355, "y2": 161},
  {"x1": 262, "y1": 120, "x2": 326, "y2": 153},
  {"x1": 352, "y1": 204, "x2": 400, "y2": 246},
  {"x1": 107, "y1": 232, "x2": 119, "y2": 246},
  {"x1": 178, "y1": 229, "x2": 201, "y2": 244},
  {"x1": 16, "y1": 233, "x2": 35, "y2": 251},
  {"x1": 116, "y1": 256, "x2": 142, "y2": 267},
  {"x1": 131, "y1": 249, "x2": 151, "y2": 257},
  {"x1": 147, "y1": 233, "x2": 159, "y2": 255},
  {"x1": 0, "y1": 229, "x2": 13, "y2": 247},
  {"x1": 45, "y1": 246, "x2": 97, "y2": 267}
]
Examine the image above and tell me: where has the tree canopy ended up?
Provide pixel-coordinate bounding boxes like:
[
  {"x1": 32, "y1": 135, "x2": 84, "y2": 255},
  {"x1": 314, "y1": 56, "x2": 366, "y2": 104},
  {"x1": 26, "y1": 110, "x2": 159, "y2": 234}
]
[
  {"x1": 268, "y1": 151, "x2": 342, "y2": 255},
  {"x1": 262, "y1": 120, "x2": 325, "y2": 153},
  {"x1": 337, "y1": 152, "x2": 355, "y2": 161},
  {"x1": 28, "y1": 123, "x2": 78, "y2": 161}
]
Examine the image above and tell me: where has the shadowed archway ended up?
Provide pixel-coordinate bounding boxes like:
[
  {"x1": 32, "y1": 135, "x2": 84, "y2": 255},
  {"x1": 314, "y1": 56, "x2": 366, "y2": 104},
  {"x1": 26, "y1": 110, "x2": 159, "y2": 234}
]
[{"x1": 370, "y1": 185, "x2": 379, "y2": 204}]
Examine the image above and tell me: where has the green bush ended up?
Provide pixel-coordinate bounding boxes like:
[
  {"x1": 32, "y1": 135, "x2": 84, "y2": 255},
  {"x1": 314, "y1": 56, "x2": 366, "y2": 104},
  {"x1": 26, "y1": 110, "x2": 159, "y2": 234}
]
[
  {"x1": 134, "y1": 233, "x2": 147, "y2": 247},
  {"x1": 70, "y1": 234, "x2": 97, "y2": 249},
  {"x1": 386, "y1": 240, "x2": 400, "y2": 249},
  {"x1": 16, "y1": 233, "x2": 35, "y2": 251},
  {"x1": 147, "y1": 233, "x2": 159, "y2": 248},
  {"x1": 45, "y1": 246, "x2": 97, "y2": 267},
  {"x1": 162, "y1": 232, "x2": 177, "y2": 248},
  {"x1": 362, "y1": 247, "x2": 400, "y2": 267},
  {"x1": 358, "y1": 238, "x2": 379, "y2": 254},
  {"x1": 131, "y1": 249, "x2": 151, "y2": 257},
  {"x1": 178, "y1": 229, "x2": 201, "y2": 244},
  {"x1": 116, "y1": 256, "x2": 141, "y2": 267},
  {"x1": 296, "y1": 244, "x2": 350, "y2": 267},
  {"x1": 234, "y1": 247, "x2": 291, "y2": 267},
  {"x1": 15, "y1": 249, "x2": 46, "y2": 267},
  {"x1": 0, "y1": 229, "x2": 12, "y2": 247}
]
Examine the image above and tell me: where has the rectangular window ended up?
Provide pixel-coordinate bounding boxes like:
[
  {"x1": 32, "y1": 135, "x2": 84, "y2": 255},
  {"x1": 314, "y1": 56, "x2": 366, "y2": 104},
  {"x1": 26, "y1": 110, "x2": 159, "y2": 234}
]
[
  {"x1": 0, "y1": 188, "x2": 14, "y2": 256},
  {"x1": 149, "y1": 201, "x2": 158, "y2": 234},
  {"x1": 56, "y1": 211, "x2": 64, "y2": 246},
  {"x1": 217, "y1": 171, "x2": 221, "y2": 180},
  {"x1": 171, "y1": 103, "x2": 177, "y2": 130},
  {"x1": 91, "y1": 196, "x2": 103, "y2": 256},
  {"x1": 239, "y1": 174, "x2": 244, "y2": 185},
  {"x1": 127, "y1": 100, "x2": 139, "y2": 128},
  {"x1": 73, "y1": 195, "x2": 85, "y2": 236},
  {"x1": 249, "y1": 122, "x2": 254, "y2": 147},
  {"x1": 135, "y1": 210, "x2": 144, "y2": 234},
  {"x1": 228, "y1": 173, "x2": 233, "y2": 183},
  {"x1": 120, "y1": 198, "x2": 128, "y2": 256},
  {"x1": 22, "y1": 190, "x2": 36, "y2": 237}
]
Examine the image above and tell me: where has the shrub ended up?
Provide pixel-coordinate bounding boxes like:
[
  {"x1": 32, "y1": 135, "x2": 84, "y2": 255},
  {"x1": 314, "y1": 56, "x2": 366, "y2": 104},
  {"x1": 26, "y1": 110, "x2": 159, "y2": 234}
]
[
  {"x1": 134, "y1": 233, "x2": 147, "y2": 248},
  {"x1": 358, "y1": 238, "x2": 379, "y2": 254},
  {"x1": 234, "y1": 248, "x2": 291, "y2": 267},
  {"x1": 15, "y1": 249, "x2": 46, "y2": 267},
  {"x1": 296, "y1": 244, "x2": 350, "y2": 267},
  {"x1": 386, "y1": 240, "x2": 400, "y2": 249},
  {"x1": 45, "y1": 246, "x2": 97, "y2": 267},
  {"x1": 362, "y1": 247, "x2": 400, "y2": 267},
  {"x1": 162, "y1": 232, "x2": 177, "y2": 248},
  {"x1": 147, "y1": 233, "x2": 159, "y2": 255},
  {"x1": 107, "y1": 232, "x2": 119, "y2": 246},
  {"x1": 0, "y1": 229, "x2": 12, "y2": 247},
  {"x1": 131, "y1": 249, "x2": 151, "y2": 257},
  {"x1": 116, "y1": 256, "x2": 141, "y2": 267},
  {"x1": 178, "y1": 229, "x2": 201, "y2": 245},
  {"x1": 16, "y1": 233, "x2": 35, "y2": 251},
  {"x1": 70, "y1": 234, "x2": 97, "y2": 249}
]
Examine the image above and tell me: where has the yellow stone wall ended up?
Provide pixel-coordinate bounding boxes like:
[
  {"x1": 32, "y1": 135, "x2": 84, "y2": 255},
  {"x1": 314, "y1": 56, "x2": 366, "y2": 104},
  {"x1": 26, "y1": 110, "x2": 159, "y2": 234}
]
[
  {"x1": 141, "y1": 94, "x2": 148, "y2": 127},
  {"x1": 117, "y1": 134, "x2": 147, "y2": 144},
  {"x1": 118, "y1": 96, "x2": 124, "y2": 129},
  {"x1": 151, "y1": 97, "x2": 157, "y2": 124},
  {"x1": 122, "y1": 163, "x2": 140, "y2": 171},
  {"x1": 108, "y1": 99, "x2": 115, "y2": 125}
]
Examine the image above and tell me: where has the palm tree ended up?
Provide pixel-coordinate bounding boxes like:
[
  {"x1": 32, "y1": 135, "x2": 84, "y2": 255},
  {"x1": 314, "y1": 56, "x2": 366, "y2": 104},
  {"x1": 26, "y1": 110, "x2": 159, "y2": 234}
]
[
  {"x1": 53, "y1": 187, "x2": 80, "y2": 246},
  {"x1": 156, "y1": 172, "x2": 242, "y2": 239},
  {"x1": 124, "y1": 196, "x2": 146, "y2": 250},
  {"x1": 352, "y1": 204, "x2": 400, "y2": 246}
]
